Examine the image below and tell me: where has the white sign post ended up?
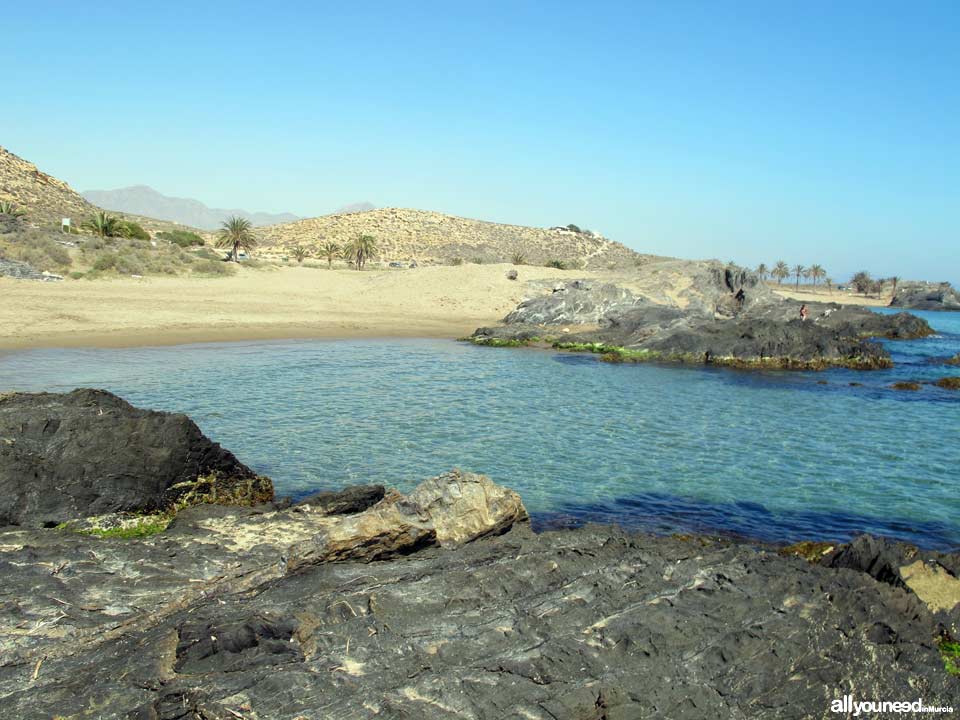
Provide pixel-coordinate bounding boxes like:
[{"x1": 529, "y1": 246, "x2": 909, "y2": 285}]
[{"x1": 61, "y1": 218, "x2": 71, "y2": 233}]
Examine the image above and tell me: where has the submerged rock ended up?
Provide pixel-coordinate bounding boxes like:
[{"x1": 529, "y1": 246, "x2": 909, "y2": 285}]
[
  {"x1": 0, "y1": 388, "x2": 272, "y2": 526},
  {"x1": 935, "y1": 377, "x2": 960, "y2": 390}
]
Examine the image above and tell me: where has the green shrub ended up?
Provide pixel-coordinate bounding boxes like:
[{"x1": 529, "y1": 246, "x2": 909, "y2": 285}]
[
  {"x1": 158, "y1": 230, "x2": 205, "y2": 247},
  {"x1": 546, "y1": 259, "x2": 567, "y2": 270},
  {"x1": 191, "y1": 259, "x2": 236, "y2": 276},
  {"x1": 191, "y1": 246, "x2": 222, "y2": 260},
  {"x1": 92, "y1": 252, "x2": 118, "y2": 271},
  {"x1": 5, "y1": 231, "x2": 73, "y2": 270},
  {"x1": 449, "y1": 257, "x2": 464, "y2": 266},
  {"x1": 120, "y1": 221, "x2": 150, "y2": 240},
  {"x1": 69, "y1": 271, "x2": 85, "y2": 280},
  {"x1": 471, "y1": 257, "x2": 484, "y2": 264},
  {"x1": 511, "y1": 252, "x2": 526, "y2": 265}
]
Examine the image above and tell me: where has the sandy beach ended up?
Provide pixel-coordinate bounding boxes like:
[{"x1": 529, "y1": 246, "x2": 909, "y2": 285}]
[
  {"x1": 0, "y1": 264, "x2": 581, "y2": 351},
  {"x1": 771, "y1": 285, "x2": 891, "y2": 307}
]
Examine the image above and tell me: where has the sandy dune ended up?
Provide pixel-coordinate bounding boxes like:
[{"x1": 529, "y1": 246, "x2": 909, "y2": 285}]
[{"x1": 0, "y1": 264, "x2": 582, "y2": 350}]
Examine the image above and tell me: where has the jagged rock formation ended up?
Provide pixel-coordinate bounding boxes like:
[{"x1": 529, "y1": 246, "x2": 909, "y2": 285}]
[
  {"x1": 258, "y1": 207, "x2": 655, "y2": 270},
  {"x1": 0, "y1": 146, "x2": 96, "y2": 226},
  {"x1": 890, "y1": 281, "x2": 960, "y2": 311},
  {"x1": 0, "y1": 389, "x2": 272, "y2": 526},
  {"x1": 83, "y1": 185, "x2": 300, "y2": 230},
  {"x1": 473, "y1": 266, "x2": 933, "y2": 369}
]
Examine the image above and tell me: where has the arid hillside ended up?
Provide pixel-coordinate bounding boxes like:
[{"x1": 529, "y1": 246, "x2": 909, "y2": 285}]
[
  {"x1": 259, "y1": 207, "x2": 657, "y2": 270},
  {"x1": 0, "y1": 146, "x2": 205, "y2": 237},
  {"x1": 0, "y1": 146, "x2": 96, "y2": 226}
]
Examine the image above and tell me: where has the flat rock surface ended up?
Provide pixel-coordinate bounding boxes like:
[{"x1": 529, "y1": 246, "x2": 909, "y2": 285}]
[{"x1": 1, "y1": 503, "x2": 957, "y2": 718}]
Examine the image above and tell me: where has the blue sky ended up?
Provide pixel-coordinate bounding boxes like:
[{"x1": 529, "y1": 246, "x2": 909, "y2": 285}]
[{"x1": 3, "y1": 1, "x2": 957, "y2": 282}]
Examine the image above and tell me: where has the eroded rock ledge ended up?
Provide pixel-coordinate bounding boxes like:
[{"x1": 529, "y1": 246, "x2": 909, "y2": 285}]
[{"x1": 0, "y1": 391, "x2": 957, "y2": 718}]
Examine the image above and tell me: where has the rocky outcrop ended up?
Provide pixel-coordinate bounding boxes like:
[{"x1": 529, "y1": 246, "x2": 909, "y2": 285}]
[
  {"x1": 1, "y1": 514, "x2": 957, "y2": 718},
  {"x1": 0, "y1": 389, "x2": 272, "y2": 526},
  {"x1": 890, "y1": 281, "x2": 960, "y2": 311},
  {"x1": 287, "y1": 470, "x2": 527, "y2": 570},
  {"x1": 473, "y1": 273, "x2": 933, "y2": 370},
  {"x1": 0, "y1": 391, "x2": 956, "y2": 718},
  {"x1": 0, "y1": 145, "x2": 96, "y2": 227},
  {"x1": 0, "y1": 257, "x2": 61, "y2": 281}
]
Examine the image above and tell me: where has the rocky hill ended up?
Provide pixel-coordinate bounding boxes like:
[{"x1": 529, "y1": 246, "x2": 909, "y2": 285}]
[
  {"x1": 258, "y1": 207, "x2": 654, "y2": 269},
  {"x1": 0, "y1": 146, "x2": 97, "y2": 226},
  {"x1": 83, "y1": 185, "x2": 300, "y2": 230},
  {"x1": 1, "y1": 147, "x2": 211, "y2": 243}
]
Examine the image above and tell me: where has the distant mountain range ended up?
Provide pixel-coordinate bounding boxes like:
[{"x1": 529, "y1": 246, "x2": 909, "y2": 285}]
[{"x1": 81, "y1": 185, "x2": 301, "y2": 230}]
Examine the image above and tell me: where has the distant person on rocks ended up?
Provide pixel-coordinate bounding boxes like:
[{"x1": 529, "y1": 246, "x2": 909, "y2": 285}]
[
  {"x1": 734, "y1": 288, "x2": 745, "y2": 308},
  {"x1": 800, "y1": 304, "x2": 809, "y2": 322}
]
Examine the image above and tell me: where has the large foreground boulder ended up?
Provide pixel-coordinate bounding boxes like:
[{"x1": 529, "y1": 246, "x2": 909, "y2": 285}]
[{"x1": 0, "y1": 388, "x2": 272, "y2": 526}]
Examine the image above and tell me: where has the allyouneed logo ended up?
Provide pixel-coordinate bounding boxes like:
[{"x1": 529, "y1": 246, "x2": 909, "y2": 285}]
[{"x1": 831, "y1": 695, "x2": 954, "y2": 715}]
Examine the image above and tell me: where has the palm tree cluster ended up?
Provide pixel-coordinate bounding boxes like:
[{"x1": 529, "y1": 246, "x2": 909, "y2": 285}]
[
  {"x1": 850, "y1": 272, "x2": 900, "y2": 297},
  {"x1": 343, "y1": 234, "x2": 378, "y2": 270},
  {"x1": 758, "y1": 261, "x2": 826, "y2": 288},
  {"x1": 216, "y1": 216, "x2": 258, "y2": 262}
]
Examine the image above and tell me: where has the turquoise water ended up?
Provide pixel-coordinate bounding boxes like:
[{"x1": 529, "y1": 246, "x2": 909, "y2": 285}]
[{"x1": 1, "y1": 309, "x2": 958, "y2": 549}]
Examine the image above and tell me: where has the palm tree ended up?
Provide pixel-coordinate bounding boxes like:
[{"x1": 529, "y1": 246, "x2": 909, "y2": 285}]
[
  {"x1": 0, "y1": 200, "x2": 25, "y2": 217},
  {"x1": 773, "y1": 261, "x2": 789, "y2": 285},
  {"x1": 320, "y1": 241, "x2": 340, "y2": 268},
  {"x1": 345, "y1": 234, "x2": 378, "y2": 270},
  {"x1": 851, "y1": 271, "x2": 872, "y2": 296},
  {"x1": 292, "y1": 245, "x2": 309, "y2": 263},
  {"x1": 82, "y1": 211, "x2": 126, "y2": 238},
  {"x1": 825, "y1": 277, "x2": 834, "y2": 294},
  {"x1": 216, "y1": 216, "x2": 257, "y2": 262},
  {"x1": 793, "y1": 264, "x2": 805, "y2": 289},
  {"x1": 889, "y1": 275, "x2": 899, "y2": 299},
  {"x1": 809, "y1": 264, "x2": 825, "y2": 288},
  {"x1": 755, "y1": 263, "x2": 768, "y2": 281}
]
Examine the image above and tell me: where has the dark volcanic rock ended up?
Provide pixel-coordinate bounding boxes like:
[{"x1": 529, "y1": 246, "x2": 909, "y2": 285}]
[
  {"x1": 475, "y1": 274, "x2": 933, "y2": 370},
  {"x1": 0, "y1": 389, "x2": 272, "y2": 526},
  {"x1": 504, "y1": 280, "x2": 642, "y2": 325},
  {"x1": 295, "y1": 484, "x2": 386, "y2": 514},
  {"x1": 1, "y1": 518, "x2": 957, "y2": 719},
  {"x1": 890, "y1": 281, "x2": 960, "y2": 311}
]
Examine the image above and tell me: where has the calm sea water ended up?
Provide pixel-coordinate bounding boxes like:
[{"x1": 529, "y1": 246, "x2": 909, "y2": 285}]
[{"x1": 1, "y1": 309, "x2": 958, "y2": 549}]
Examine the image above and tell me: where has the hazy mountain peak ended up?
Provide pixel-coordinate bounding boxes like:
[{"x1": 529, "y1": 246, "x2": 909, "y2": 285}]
[{"x1": 81, "y1": 186, "x2": 300, "y2": 230}]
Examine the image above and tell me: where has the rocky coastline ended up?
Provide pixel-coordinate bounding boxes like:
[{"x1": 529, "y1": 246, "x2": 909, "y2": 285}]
[
  {"x1": 890, "y1": 282, "x2": 960, "y2": 312},
  {"x1": 0, "y1": 390, "x2": 958, "y2": 718},
  {"x1": 470, "y1": 266, "x2": 934, "y2": 371}
]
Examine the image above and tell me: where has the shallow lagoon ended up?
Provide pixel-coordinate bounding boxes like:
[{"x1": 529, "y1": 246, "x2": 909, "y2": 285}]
[{"x1": 2, "y1": 309, "x2": 958, "y2": 549}]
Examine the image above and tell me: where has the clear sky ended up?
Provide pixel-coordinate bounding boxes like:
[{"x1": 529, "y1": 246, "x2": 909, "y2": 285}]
[{"x1": 3, "y1": 1, "x2": 957, "y2": 283}]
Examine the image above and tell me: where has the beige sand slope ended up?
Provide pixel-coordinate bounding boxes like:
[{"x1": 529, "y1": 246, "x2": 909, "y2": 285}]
[{"x1": 0, "y1": 264, "x2": 584, "y2": 350}]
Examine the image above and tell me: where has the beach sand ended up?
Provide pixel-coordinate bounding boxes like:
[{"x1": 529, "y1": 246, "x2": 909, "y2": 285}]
[
  {"x1": 771, "y1": 285, "x2": 891, "y2": 307},
  {"x1": 0, "y1": 264, "x2": 581, "y2": 351}
]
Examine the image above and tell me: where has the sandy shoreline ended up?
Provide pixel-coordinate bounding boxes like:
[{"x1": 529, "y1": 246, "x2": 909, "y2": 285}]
[{"x1": 0, "y1": 263, "x2": 579, "y2": 352}]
